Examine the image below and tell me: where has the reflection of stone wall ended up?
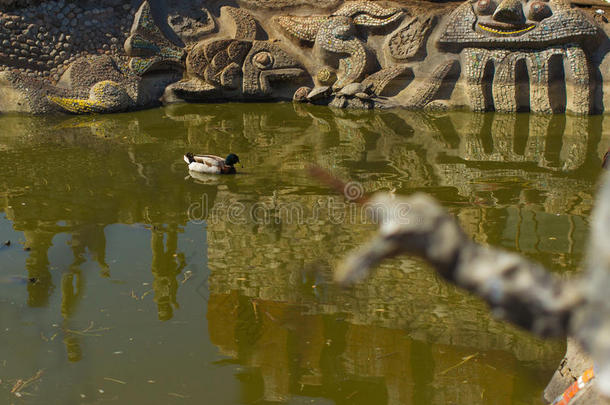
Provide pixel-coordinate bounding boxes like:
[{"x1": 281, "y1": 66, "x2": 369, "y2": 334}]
[
  {"x1": 1, "y1": 104, "x2": 605, "y2": 403},
  {"x1": 1, "y1": 0, "x2": 608, "y2": 114},
  {"x1": 206, "y1": 198, "x2": 562, "y2": 359},
  {"x1": 192, "y1": 105, "x2": 604, "y2": 403},
  {"x1": 207, "y1": 292, "x2": 559, "y2": 405},
  {"x1": 0, "y1": 103, "x2": 600, "y2": 272}
]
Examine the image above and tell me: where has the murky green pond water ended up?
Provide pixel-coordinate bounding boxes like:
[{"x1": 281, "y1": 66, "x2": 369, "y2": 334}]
[{"x1": 0, "y1": 103, "x2": 605, "y2": 404}]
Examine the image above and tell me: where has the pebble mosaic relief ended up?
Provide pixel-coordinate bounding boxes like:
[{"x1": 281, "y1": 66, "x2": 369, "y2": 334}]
[
  {"x1": 361, "y1": 64, "x2": 412, "y2": 96},
  {"x1": 243, "y1": 41, "x2": 305, "y2": 96},
  {"x1": 407, "y1": 59, "x2": 459, "y2": 109},
  {"x1": 0, "y1": 0, "x2": 133, "y2": 82},
  {"x1": 46, "y1": 0, "x2": 187, "y2": 114},
  {"x1": 167, "y1": 4, "x2": 215, "y2": 44},
  {"x1": 462, "y1": 47, "x2": 589, "y2": 114},
  {"x1": 274, "y1": 1, "x2": 404, "y2": 90},
  {"x1": 124, "y1": 1, "x2": 185, "y2": 76},
  {"x1": 388, "y1": 15, "x2": 436, "y2": 61},
  {"x1": 438, "y1": 0, "x2": 598, "y2": 49},
  {"x1": 225, "y1": 6, "x2": 258, "y2": 41},
  {"x1": 166, "y1": 7, "x2": 305, "y2": 101},
  {"x1": 0, "y1": 0, "x2": 607, "y2": 115},
  {"x1": 437, "y1": 0, "x2": 599, "y2": 114},
  {"x1": 48, "y1": 80, "x2": 132, "y2": 113}
]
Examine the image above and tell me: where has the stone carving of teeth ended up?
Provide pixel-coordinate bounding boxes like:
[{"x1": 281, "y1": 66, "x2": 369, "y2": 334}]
[{"x1": 437, "y1": 0, "x2": 598, "y2": 114}]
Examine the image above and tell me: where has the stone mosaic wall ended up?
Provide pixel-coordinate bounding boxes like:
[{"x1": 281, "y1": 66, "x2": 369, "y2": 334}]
[
  {"x1": 0, "y1": 0, "x2": 132, "y2": 81},
  {"x1": 0, "y1": 0, "x2": 608, "y2": 115}
]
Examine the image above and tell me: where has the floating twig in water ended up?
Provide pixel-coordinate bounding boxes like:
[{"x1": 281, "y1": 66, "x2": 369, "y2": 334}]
[
  {"x1": 11, "y1": 369, "x2": 44, "y2": 396},
  {"x1": 103, "y1": 377, "x2": 127, "y2": 385},
  {"x1": 345, "y1": 390, "x2": 358, "y2": 399},
  {"x1": 181, "y1": 270, "x2": 193, "y2": 284},
  {"x1": 168, "y1": 392, "x2": 190, "y2": 399},
  {"x1": 375, "y1": 351, "x2": 398, "y2": 360},
  {"x1": 64, "y1": 321, "x2": 111, "y2": 337},
  {"x1": 40, "y1": 332, "x2": 57, "y2": 342},
  {"x1": 440, "y1": 353, "x2": 479, "y2": 375}
]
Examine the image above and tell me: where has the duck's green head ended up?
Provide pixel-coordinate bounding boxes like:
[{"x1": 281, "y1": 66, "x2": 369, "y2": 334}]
[{"x1": 225, "y1": 153, "x2": 240, "y2": 166}]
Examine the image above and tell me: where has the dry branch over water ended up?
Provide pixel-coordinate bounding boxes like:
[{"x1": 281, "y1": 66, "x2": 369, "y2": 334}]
[
  {"x1": 335, "y1": 191, "x2": 582, "y2": 337},
  {"x1": 315, "y1": 169, "x2": 610, "y2": 397}
]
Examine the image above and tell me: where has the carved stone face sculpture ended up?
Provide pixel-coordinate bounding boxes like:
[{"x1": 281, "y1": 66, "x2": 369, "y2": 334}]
[
  {"x1": 473, "y1": 0, "x2": 551, "y2": 36},
  {"x1": 438, "y1": 0, "x2": 598, "y2": 48},
  {"x1": 435, "y1": 0, "x2": 599, "y2": 114}
]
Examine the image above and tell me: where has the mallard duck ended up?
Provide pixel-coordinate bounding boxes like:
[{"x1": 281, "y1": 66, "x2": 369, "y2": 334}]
[{"x1": 183, "y1": 153, "x2": 240, "y2": 174}]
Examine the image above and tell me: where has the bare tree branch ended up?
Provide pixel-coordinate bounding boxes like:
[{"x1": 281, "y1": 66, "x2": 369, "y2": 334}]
[
  {"x1": 335, "y1": 192, "x2": 583, "y2": 338},
  {"x1": 572, "y1": 172, "x2": 610, "y2": 395}
]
